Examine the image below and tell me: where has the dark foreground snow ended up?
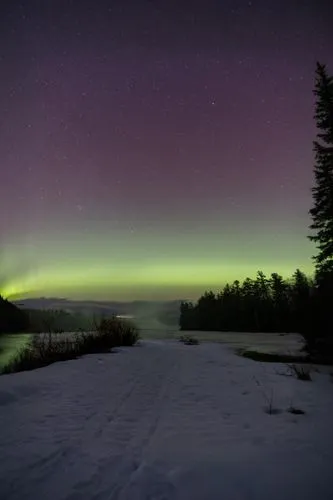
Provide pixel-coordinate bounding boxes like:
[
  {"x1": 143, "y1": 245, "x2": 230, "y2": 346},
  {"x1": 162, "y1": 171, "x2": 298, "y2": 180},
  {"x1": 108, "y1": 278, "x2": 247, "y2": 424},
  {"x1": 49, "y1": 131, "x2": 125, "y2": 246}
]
[{"x1": 0, "y1": 340, "x2": 332, "y2": 500}]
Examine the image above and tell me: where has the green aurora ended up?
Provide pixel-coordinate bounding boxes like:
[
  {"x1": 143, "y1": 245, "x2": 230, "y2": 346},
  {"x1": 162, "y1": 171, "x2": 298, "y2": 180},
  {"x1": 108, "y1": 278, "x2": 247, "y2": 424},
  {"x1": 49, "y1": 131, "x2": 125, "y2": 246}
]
[{"x1": 0, "y1": 222, "x2": 314, "y2": 301}]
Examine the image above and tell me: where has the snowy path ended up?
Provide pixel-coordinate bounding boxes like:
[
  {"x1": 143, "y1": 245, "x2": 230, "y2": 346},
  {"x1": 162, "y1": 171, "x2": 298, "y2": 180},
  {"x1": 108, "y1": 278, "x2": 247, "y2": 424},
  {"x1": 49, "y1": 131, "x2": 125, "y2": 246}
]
[{"x1": 0, "y1": 340, "x2": 333, "y2": 500}]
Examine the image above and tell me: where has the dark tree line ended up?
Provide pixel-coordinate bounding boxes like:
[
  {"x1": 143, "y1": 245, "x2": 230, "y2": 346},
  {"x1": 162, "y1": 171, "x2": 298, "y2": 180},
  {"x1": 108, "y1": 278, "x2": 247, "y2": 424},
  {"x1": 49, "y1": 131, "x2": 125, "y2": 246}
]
[
  {"x1": 0, "y1": 300, "x2": 99, "y2": 335},
  {"x1": 180, "y1": 63, "x2": 333, "y2": 359},
  {"x1": 0, "y1": 296, "x2": 29, "y2": 334},
  {"x1": 179, "y1": 269, "x2": 311, "y2": 334},
  {"x1": 24, "y1": 308, "x2": 95, "y2": 333}
]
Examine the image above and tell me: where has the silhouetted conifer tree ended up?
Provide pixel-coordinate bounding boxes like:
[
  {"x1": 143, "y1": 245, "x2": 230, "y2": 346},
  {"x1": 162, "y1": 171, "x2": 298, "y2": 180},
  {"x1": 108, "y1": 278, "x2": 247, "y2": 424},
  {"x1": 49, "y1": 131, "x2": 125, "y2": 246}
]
[
  {"x1": 305, "y1": 63, "x2": 333, "y2": 357},
  {"x1": 309, "y1": 63, "x2": 333, "y2": 279},
  {"x1": 270, "y1": 273, "x2": 290, "y2": 332}
]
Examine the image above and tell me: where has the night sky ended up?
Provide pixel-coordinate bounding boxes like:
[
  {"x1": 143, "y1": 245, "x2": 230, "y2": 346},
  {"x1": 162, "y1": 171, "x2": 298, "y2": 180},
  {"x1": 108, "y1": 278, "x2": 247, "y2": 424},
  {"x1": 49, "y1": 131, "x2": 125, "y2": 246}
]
[{"x1": 0, "y1": 0, "x2": 332, "y2": 301}]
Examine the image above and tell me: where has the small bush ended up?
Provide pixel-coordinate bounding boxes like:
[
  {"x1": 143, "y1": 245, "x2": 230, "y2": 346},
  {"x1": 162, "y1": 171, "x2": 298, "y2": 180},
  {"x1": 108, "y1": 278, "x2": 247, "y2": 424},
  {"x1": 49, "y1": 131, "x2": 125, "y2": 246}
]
[
  {"x1": 287, "y1": 406, "x2": 305, "y2": 415},
  {"x1": 253, "y1": 376, "x2": 281, "y2": 415},
  {"x1": 1, "y1": 318, "x2": 139, "y2": 374},
  {"x1": 179, "y1": 335, "x2": 199, "y2": 345},
  {"x1": 2, "y1": 334, "x2": 78, "y2": 374},
  {"x1": 287, "y1": 363, "x2": 312, "y2": 381},
  {"x1": 97, "y1": 317, "x2": 139, "y2": 347}
]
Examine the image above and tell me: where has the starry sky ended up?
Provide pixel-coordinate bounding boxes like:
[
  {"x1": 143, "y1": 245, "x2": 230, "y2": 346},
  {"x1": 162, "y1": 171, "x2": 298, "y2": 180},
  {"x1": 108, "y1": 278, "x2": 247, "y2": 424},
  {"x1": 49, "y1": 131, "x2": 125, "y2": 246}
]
[{"x1": 0, "y1": 0, "x2": 332, "y2": 301}]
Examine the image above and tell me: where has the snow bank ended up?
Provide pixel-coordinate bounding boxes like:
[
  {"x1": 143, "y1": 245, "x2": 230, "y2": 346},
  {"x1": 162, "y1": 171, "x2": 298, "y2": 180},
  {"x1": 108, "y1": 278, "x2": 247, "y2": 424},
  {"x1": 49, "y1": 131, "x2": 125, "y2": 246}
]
[{"x1": 0, "y1": 340, "x2": 332, "y2": 500}]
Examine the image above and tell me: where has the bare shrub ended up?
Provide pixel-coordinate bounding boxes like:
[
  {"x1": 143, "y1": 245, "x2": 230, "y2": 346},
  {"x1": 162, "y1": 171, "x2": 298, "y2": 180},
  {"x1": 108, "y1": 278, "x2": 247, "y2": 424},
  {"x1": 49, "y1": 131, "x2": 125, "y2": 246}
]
[
  {"x1": 179, "y1": 335, "x2": 199, "y2": 345},
  {"x1": 253, "y1": 376, "x2": 281, "y2": 415},
  {"x1": 1, "y1": 318, "x2": 139, "y2": 374},
  {"x1": 287, "y1": 364, "x2": 312, "y2": 381}
]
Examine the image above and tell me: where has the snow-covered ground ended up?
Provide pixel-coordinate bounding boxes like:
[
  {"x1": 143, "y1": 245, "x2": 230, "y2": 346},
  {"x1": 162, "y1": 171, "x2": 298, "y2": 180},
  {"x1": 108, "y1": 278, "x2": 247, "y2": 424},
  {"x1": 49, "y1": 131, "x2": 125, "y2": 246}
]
[{"x1": 0, "y1": 340, "x2": 332, "y2": 500}]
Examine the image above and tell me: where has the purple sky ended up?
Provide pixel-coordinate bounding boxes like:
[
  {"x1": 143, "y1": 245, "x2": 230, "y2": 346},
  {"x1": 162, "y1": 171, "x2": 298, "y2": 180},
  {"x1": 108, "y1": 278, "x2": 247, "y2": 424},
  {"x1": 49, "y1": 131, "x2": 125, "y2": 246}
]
[{"x1": 0, "y1": 0, "x2": 332, "y2": 300}]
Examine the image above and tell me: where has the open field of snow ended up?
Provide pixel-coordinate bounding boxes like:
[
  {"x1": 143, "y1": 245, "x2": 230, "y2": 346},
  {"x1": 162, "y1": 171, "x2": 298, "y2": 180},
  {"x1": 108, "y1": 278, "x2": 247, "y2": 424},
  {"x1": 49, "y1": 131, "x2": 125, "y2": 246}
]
[{"x1": 1, "y1": 339, "x2": 332, "y2": 500}]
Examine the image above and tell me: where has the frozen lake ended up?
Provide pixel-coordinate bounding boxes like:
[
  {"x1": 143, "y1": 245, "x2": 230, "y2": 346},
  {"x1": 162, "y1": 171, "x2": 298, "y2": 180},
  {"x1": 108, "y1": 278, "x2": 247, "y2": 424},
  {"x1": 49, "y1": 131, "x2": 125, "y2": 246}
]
[{"x1": 141, "y1": 328, "x2": 304, "y2": 355}]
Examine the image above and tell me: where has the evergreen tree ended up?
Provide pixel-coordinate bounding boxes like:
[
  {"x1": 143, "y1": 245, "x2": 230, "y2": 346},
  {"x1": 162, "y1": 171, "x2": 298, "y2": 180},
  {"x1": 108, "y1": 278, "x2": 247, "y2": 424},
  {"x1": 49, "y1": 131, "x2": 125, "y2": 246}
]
[
  {"x1": 302, "y1": 62, "x2": 333, "y2": 358},
  {"x1": 309, "y1": 62, "x2": 333, "y2": 279},
  {"x1": 290, "y1": 269, "x2": 311, "y2": 338},
  {"x1": 253, "y1": 271, "x2": 272, "y2": 331},
  {"x1": 179, "y1": 301, "x2": 196, "y2": 330},
  {"x1": 240, "y1": 277, "x2": 257, "y2": 331},
  {"x1": 196, "y1": 291, "x2": 218, "y2": 330},
  {"x1": 270, "y1": 273, "x2": 290, "y2": 332},
  {"x1": 291, "y1": 269, "x2": 310, "y2": 315}
]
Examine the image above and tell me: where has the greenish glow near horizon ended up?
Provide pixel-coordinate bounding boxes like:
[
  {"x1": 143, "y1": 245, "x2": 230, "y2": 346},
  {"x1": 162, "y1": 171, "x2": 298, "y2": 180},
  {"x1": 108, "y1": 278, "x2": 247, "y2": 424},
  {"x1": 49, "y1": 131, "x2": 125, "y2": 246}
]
[{"x1": 0, "y1": 224, "x2": 315, "y2": 301}]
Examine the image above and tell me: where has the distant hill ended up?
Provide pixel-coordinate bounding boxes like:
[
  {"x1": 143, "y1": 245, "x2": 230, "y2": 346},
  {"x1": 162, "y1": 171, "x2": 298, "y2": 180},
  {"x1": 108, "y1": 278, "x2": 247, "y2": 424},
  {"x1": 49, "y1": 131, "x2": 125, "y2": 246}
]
[{"x1": 13, "y1": 298, "x2": 183, "y2": 330}]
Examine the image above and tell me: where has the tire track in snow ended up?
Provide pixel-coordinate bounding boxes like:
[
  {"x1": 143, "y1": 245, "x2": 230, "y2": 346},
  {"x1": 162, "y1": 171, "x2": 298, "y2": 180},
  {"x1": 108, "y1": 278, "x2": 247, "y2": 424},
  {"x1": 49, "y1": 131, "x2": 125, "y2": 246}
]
[
  {"x1": 114, "y1": 359, "x2": 181, "y2": 499},
  {"x1": 69, "y1": 346, "x2": 181, "y2": 500}
]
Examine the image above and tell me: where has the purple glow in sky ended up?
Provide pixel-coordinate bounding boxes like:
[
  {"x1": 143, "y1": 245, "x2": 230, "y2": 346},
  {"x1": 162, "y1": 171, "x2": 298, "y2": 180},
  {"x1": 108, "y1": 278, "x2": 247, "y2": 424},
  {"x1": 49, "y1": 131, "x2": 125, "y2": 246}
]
[{"x1": 0, "y1": 1, "x2": 332, "y2": 300}]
